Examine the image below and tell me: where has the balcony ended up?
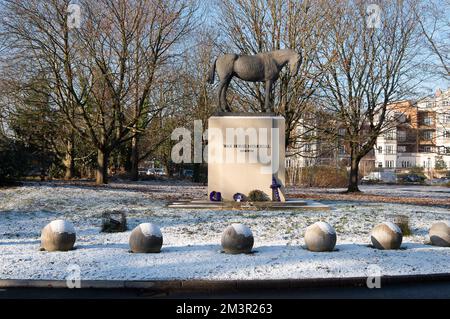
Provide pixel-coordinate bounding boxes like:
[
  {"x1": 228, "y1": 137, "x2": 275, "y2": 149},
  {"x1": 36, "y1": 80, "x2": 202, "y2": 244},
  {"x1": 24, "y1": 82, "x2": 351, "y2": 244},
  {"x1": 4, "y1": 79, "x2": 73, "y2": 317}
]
[
  {"x1": 419, "y1": 126, "x2": 435, "y2": 130},
  {"x1": 418, "y1": 147, "x2": 435, "y2": 153},
  {"x1": 396, "y1": 152, "x2": 417, "y2": 157},
  {"x1": 397, "y1": 145, "x2": 417, "y2": 153},
  {"x1": 418, "y1": 141, "x2": 435, "y2": 147},
  {"x1": 397, "y1": 137, "x2": 417, "y2": 144}
]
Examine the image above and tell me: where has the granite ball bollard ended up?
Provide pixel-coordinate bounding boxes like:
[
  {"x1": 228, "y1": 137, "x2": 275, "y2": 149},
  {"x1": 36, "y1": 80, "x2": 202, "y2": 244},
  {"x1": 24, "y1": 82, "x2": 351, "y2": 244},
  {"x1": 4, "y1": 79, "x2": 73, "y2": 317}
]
[
  {"x1": 304, "y1": 221, "x2": 337, "y2": 252},
  {"x1": 221, "y1": 223, "x2": 254, "y2": 254},
  {"x1": 429, "y1": 221, "x2": 450, "y2": 247},
  {"x1": 41, "y1": 220, "x2": 76, "y2": 252},
  {"x1": 129, "y1": 223, "x2": 163, "y2": 253},
  {"x1": 371, "y1": 222, "x2": 403, "y2": 250}
]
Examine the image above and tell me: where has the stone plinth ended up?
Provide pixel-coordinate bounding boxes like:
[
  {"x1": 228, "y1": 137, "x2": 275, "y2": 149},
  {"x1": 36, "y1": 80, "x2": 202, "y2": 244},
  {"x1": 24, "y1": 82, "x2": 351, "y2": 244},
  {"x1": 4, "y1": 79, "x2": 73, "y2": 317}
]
[{"x1": 208, "y1": 114, "x2": 285, "y2": 202}]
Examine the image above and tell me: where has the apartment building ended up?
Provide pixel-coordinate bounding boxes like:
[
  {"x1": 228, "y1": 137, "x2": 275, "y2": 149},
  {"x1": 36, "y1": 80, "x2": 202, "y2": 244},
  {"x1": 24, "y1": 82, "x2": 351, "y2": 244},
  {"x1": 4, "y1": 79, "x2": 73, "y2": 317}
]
[
  {"x1": 287, "y1": 88, "x2": 450, "y2": 175},
  {"x1": 286, "y1": 112, "x2": 375, "y2": 176},
  {"x1": 374, "y1": 100, "x2": 419, "y2": 170},
  {"x1": 375, "y1": 88, "x2": 450, "y2": 172}
]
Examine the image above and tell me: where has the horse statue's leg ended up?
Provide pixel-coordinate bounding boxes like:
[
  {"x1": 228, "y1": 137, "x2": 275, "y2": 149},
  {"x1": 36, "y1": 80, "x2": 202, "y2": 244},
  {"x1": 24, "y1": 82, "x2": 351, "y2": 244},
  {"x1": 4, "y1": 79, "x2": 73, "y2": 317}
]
[
  {"x1": 216, "y1": 54, "x2": 238, "y2": 112},
  {"x1": 221, "y1": 76, "x2": 233, "y2": 112},
  {"x1": 217, "y1": 76, "x2": 233, "y2": 112},
  {"x1": 264, "y1": 80, "x2": 273, "y2": 112},
  {"x1": 217, "y1": 78, "x2": 231, "y2": 112},
  {"x1": 217, "y1": 79, "x2": 225, "y2": 112}
]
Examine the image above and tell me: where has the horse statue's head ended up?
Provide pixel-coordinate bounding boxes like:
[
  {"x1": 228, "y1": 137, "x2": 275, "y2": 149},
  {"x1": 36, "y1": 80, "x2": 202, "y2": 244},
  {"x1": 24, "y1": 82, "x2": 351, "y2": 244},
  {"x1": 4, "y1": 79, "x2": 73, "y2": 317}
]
[{"x1": 287, "y1": 50, "x2": 302, "y2": 77}]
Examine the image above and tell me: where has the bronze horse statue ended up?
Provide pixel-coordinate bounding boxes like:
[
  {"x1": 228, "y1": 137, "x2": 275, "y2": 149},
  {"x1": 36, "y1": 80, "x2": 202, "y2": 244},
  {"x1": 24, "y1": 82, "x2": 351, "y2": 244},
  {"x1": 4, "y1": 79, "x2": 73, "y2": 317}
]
[{"x1": 207, "y1": 49, "x2": 301, "y2": 112}]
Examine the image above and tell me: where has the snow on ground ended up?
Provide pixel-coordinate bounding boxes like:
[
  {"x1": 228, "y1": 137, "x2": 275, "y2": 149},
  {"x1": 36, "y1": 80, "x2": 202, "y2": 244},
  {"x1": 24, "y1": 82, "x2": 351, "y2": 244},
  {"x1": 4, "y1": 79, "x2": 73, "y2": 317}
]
[{"x1": 0, "y1": 182, "x2": 449, "y2": 281}]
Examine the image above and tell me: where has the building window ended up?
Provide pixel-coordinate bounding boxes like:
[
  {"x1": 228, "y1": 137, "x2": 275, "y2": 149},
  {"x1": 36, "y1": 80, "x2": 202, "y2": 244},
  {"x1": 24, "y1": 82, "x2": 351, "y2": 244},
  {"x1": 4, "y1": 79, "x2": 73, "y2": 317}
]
[
  {"x1": 423, "y1": 116, "x2": 433, "y2": 125},
  {"x1": 397, "y1": 145, "x2": 406, "y2": 153},
  {"x1": 338, "y1": 128, "x2": 346, "y2": 136},
  {"x1": 401, "y1": 161, "x2": 411, "y2": 168},
  {"x1": 286, "y1": 159, "x2": 291, "y2": 168},
  {"x1": 443, "y1": 131, "x2": 450, "y2": 139},
  {"x1": 397, "y1": 131, "x2": 406, "y2": 142},
  {"x1": 304, "y1": 144, "x2": 312, "y2": 152},
  {"x1": 421, "y1": 146, "x2": 433, "y2": 153},
  {"x1": 384, "y1": 130, "x2": 396, "y2": 140},
  {"x1": 396, "y1": 113, "x2": 407, "y2": 123},
  {"x1": 385, "y1": 145, "x2": 395, "y2": 154},
  {"x1": 377, "y1": 146, "x2": 382, "y2": 154},
  {"x1": 438, "y1": 146, "x2": 449, "y2": 154},
  {"x1": 385, "y1": 160, "x2": 395, "y2": 168},
  {"x1": 422, "y1": 131, "x2": 433, "y2": 140},
  {"x1": 444, "y1": 114, "x2": 450, "y2": 123},
  {"x1": 423, "y1": 158, "x2": 432, "y2": 168}
]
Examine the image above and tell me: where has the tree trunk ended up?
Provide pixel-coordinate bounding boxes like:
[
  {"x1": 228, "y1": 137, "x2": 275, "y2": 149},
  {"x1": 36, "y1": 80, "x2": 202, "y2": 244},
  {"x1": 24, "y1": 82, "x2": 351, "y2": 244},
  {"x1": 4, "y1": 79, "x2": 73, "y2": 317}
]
[
  {"x1": 96, "y1": 149, "x2": 109, "y2": 184},
  {"x1": 130, "y1": 134, "x2": 139, "y2": 181},
  {"x1": 63, "y1": 137, "x2": 75, "y2": 180},
  {"x1": 347, "y1": 155, "x2": 361, "y2": 192}
]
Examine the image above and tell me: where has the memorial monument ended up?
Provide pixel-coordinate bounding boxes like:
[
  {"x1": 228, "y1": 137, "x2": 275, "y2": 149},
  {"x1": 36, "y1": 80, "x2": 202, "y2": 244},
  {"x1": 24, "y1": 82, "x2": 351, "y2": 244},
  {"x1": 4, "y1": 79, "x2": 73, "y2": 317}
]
[
  {"x1": 168, "y1": 49, "x2": 328, "y2": 209},
  {"x1": 207, "y1": 114, "x2": 285, "y2": 201},
  {"x1": 206, "y1": 49, "x2": 300, "y2": 202}
]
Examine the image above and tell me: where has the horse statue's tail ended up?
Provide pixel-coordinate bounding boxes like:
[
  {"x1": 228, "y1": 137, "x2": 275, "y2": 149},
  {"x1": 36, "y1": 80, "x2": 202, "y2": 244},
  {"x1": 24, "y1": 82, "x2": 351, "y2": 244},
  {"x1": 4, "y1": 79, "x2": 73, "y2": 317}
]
[{"x1": 207, "y1": 58, "x2": 217, "y2": 84}]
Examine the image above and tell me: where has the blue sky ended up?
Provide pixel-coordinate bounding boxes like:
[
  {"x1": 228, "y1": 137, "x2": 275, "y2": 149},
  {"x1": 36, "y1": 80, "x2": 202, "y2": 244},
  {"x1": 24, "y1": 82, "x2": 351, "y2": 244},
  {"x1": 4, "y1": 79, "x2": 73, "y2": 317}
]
[{"x1": 201, "y1": 0, "x2": 449, "y2": 97}]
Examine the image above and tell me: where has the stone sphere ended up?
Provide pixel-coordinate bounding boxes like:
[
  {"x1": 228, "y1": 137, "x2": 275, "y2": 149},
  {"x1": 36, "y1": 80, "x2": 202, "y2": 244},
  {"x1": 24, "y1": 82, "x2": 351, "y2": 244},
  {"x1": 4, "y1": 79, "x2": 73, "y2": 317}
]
[
  {"x1": 304, "y1": 221, "x2": 337, "y2": 252},
  {"x1": 221, "y1": 223, "x2": 254, "y2": 254},
  {"x1": 429, "y1": 221, "x2": 450, "y2": 247},
  {"x1": 41, "y1": 220, "x2": 76, "y2": 252},
  {"x1": 371, "y1": 222, "x2": 403, "y2": 250},
  {"x1": 129, "y1": 223, "x2": 163, "y2": 253}
]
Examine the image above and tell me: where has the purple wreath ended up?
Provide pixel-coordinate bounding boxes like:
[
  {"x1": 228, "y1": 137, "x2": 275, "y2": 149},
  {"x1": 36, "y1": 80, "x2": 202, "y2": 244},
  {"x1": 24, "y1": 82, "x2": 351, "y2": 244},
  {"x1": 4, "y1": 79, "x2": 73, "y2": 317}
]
[
  {"x1": 233, "y1": 193, "x2": 246, "y2": 202},
  {"x1": 209, "y1": 191, "x2": 222, "y2": 202}
]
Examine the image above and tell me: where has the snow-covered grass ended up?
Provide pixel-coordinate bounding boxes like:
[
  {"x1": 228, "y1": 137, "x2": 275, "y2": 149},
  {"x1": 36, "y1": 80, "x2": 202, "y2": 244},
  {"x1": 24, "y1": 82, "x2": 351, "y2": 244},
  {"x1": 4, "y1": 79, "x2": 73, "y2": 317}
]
[{"x1": 0, "y1": 182, "x2": 449, "y2": 281}]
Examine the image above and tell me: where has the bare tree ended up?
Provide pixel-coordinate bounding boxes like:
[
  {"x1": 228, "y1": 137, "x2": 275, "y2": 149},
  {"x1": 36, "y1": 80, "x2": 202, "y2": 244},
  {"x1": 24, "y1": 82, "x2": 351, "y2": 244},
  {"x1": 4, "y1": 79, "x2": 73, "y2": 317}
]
[
  {"x1": 415, "y1": 0, "x2": 450, "y2": 79},
  {"x1": 1, "y1": 0, "x2": 197, "y2": 184},
  {"x1": 75, "y1": 0, "x2": 197, "y2": 183},
  {"x1": 317, "y1": 0, "x2": 421, "y2": 192},
  {"x1": 182, "y1": 30, "x2": 218, "y2": 181},
  {"x1": 1, "y1": 0, "x2": 89, "y2": 179},
  {"x1": 138, "y1": 29, "x2": 219, "y2": 180}
]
